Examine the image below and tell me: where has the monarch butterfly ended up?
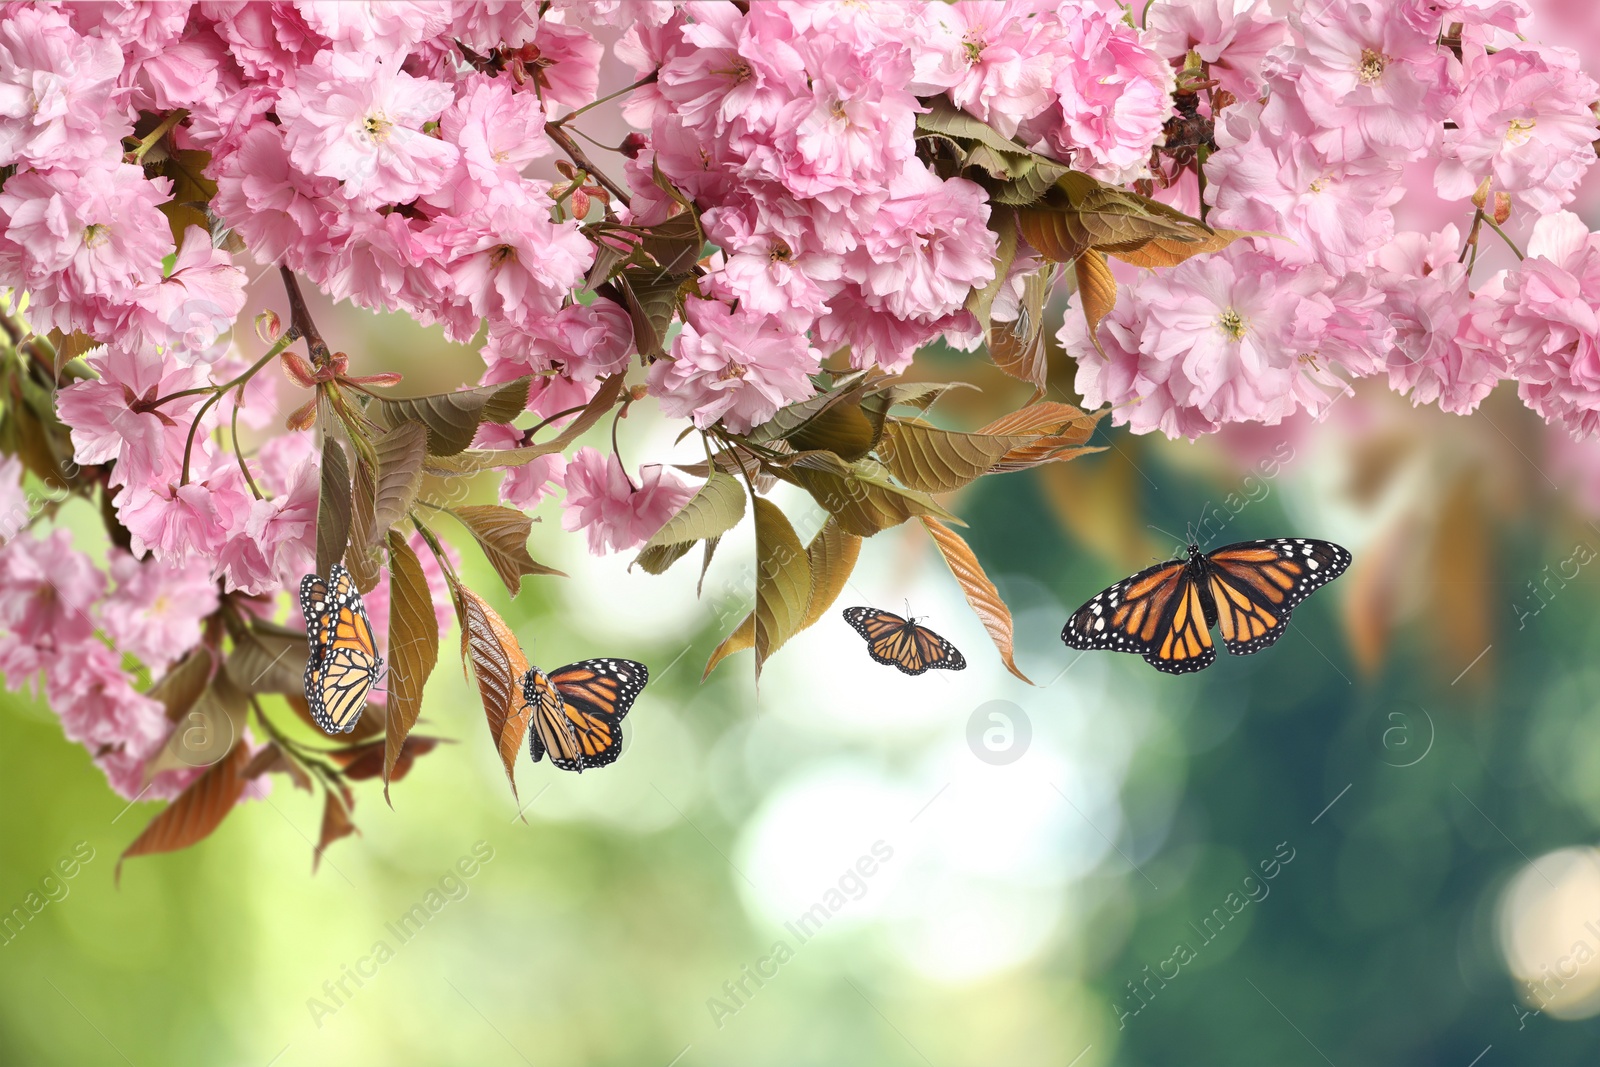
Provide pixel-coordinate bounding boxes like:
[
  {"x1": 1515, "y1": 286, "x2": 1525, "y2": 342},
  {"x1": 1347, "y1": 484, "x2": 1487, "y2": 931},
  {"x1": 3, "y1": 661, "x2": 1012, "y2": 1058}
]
[
  {"x1": 842, "y1": 607, "x2": 967, "y2": 675},
  {"x1": 300, "y1": 563, "x2": 385, "y2": 734},
  {"x1": 1061, "y1": 538, "x2": 1352, "y2": 674},
  {"x1": 520, "y1": 658, "x2": 648, "y2": 772}
]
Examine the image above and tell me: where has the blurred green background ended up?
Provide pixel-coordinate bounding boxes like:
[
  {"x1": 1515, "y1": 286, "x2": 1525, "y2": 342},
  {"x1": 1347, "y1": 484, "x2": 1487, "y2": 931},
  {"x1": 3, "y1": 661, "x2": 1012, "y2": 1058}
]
[{"x1": 7, "y1": 282, "x2": 1600, "y2": 1067}]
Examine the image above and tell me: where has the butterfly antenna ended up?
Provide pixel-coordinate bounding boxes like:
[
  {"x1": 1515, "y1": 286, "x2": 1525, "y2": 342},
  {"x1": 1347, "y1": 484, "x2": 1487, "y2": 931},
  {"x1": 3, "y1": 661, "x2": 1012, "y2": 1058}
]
[{"x1": 1147, "y1": 523, "x2": 1185, "y2": 558}]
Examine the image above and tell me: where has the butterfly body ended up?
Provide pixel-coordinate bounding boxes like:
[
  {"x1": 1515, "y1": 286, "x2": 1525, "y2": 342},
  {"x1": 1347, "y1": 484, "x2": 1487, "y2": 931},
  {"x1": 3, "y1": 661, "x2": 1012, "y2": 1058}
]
[
  {"x1": 300, "y1": 563, "x2": 385, "y2": 733},
  {"x1": 842, "y1": 607, "x2": 967, "y2": 675},
  {"x1": 1062, "y1": 538, "x2": 1351, "y2": 674},
  {"x1": 521, "y1": 658, "x2": 648, "y2": 772}
]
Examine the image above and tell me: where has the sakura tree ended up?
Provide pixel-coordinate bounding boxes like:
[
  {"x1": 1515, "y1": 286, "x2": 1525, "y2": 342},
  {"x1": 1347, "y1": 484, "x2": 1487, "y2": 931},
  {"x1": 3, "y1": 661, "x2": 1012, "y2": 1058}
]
[{"x1": 0, "y1": 0, "x2": 1593, "y2": 872}]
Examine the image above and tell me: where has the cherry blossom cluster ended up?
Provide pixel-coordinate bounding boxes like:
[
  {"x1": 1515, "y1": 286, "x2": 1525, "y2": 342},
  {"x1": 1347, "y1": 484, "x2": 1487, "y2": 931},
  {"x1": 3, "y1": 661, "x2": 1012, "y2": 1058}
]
[
  {"x1": 3, "y1": 0, "x2": 1599, "y2": 804},
  {"x1": 1064, "y1": 0, "x2": 1600, "y2": 439}
]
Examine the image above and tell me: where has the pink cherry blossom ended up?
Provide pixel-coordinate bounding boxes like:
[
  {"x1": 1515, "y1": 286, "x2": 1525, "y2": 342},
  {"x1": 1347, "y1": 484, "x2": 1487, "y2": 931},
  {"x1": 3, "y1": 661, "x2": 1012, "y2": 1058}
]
[
  {"x1": 1493, "y1": 212, "x2": 1600, "y2": 439},
  {"x1": 1207, "y1": 117, "x2": 1403, "y2": 273},
  {"x1": 649, "y1": 297, "x2": 820, "y2": 434},
  {"x1": 1145, "y1": 0, "x2": 1289, "y2": 99},
  {"x1": 849, "y1": 165, "x2": 997, "y2": 322},
  {"x1": 441, "y1": 76, "x2": 552, "y2": 188},
  {"x1": 1373, "y1": 226, "x2": 1505, "y2": 413},
  {"x1": 276, "y1": 50, "x2": 459, "y2": 207},
  {"x1": 925, "y1": 2, "x2": 1057, "y2": 139},
  {"x1": 1292, "y1": 0, "x2": 1454, "y2": 163},
  {"x1": 99, "y1": 551, "x2": 219, "y2": 674},
  {"x1": 0, "y1": 160, "x2": 174, "y2": 335},
  {"x1": 1031, "y1": 10, "x2": 1174, "y2": 184},
  {"x1": 56, "y1": 346, "x2": 209, "y2": 490},
  {"x1": 0, "y1": 6, "x2": 126, "y2": 169},
  {"x1": 0, "y1": 454, "x2": 27, "y2": 546},
  {"x1": 561, "y1": 447, "x2": 695, "y2": 555},
  {"x1": 1437, "y1": 45, "x2": 1600, "y2": 214},
  {"x1": 45, "y1": 638, "x2": 170, "y2": 800},
  {"x1": 0, "y1": 529, "x2": 104, "y2": 683},
  {"x1": 134, "y1": 227, "x2": 248, "y2": 362}
]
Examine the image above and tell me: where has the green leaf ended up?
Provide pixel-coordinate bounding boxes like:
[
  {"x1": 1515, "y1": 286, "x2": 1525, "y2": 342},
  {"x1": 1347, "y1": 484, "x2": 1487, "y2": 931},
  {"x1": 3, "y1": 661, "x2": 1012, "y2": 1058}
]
[
  {"x1": 225, "y1": 624, "x2": 309, "y2": 695},
  {"x1": 369, "y1": 422, "x2": 428, "y2": 546},
  {"x1": 781, "y1": 451, "x2": 964, "y2": 536},
  {"x1": 639, "y1": 471, "x2": 746, "y2": 552},
  {"x1": 372, "y1": 377, "x2": 533, "y2": 456},
  {"x1": 452, "y1": 504, "x2": 565, "y2": 594},
  {"x1": 635, "y1": 539, "x2": 696, "y2": 575},
  {"x1": 316, "y1": 437, "x2": 352, "y2": 577},
  {"x1": 753, "y1": 498, "x2": 811, "y2": 675},
  {"x1": 788, "y1": 394, "x2": 882, "y2": 461},
  {"x1": 383, "y1": 532, "x2": 440, "y2": 801},
  {"x1": 742, "y1": 371, "x2": 868, "y2": 445},
  {"x1": 703, "y1": 612, "x2": 754, "y2": 681},
  {"x1": 862, "y1": 379, "x2": 978, "y2": 413},
  {"x1": 799, "y1": 517, "x2": 862, "y2": 632},
  {"x1": 639, "y1": 210, "x2": 705, "y2": 278},
  {"x1": 616, "y1": 268, "x2": 692, "y2": 358},
  {"x1": 916, "y1": 96, "x2": 1035, "y2": 156},
  {"x1": 345, "y1": 457, "x2": 382, "y2": 593},
  {"x1": 424, "y1": 374, "x2": 625, "y2": 475},
  {"x1": 881, "y1": 421, "x2": 1042, "y2": 495},
  {"x1": 143, "y1": 670, "x2": 249, "y2": 785},
  {"x1": 967, "y1": 207, "x2": 1018, "y2": 337}
]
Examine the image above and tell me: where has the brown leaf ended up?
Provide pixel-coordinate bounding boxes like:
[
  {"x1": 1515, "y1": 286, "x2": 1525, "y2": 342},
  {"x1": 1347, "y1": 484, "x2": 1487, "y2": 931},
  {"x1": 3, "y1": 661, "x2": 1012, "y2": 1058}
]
[
  {"x1": 146, "y1": 647, "x2": 215, "y2": 722},
  {"x1": 703, "y1": 612, "x2": 755, "y2": 681},
  {"x1": 335, "y1": 735, "x2": 443, "y2": 782},
  {"x1": 453, "y1": 504, "x2": 565, "y2": 594},
  {"x1": 980, "y1": 403, "x2": 1107, "y2": 473},
  {"x1": 455, "y1": 586, "x2": 532, "y2": 798},
  {"x1": 423, "y1": 375, "x2": 626, "y2": 475},
  {"x1": 799, "y1": 517, "x2": 862, "y2": 631},
  {"x1": 369, "y1": 422, "x2": 428, "y2": 546},
  {"x1": 225, "y1": 623, "x2": 309, "y2": 695},
  {"x1": 989, "y1": 265, "x2": 1052, "y2": 389},
  {"x1": 384, "y1": 532, "x2": 440, "y2": 800},
  {"x1": 143, "y1": 670, "x2": 249, "y2": 785},
  {"x1": 316, "y1": 437, "x2": 352, "y2": 577},
  {"x1": 753, "y1": 498, "x2": 811, "y2": 674},
  {"x1": 117, "y1": 740, "x2": 250, "y2": 883},
  {"x1": 783, "y1": 451, "x2": 963, "y2": 536},
  {"x1": 1074, "y1": 252, "x2": 1117, "y2": 359},
  {"x1": 346, "y1": 457, "x2": 382, "y2": 592},
  {"x1": 243, "y1": 743, "x2": 313, "y2": 793},
  {"x1": 313, "y1": 790, "x2": 358, "y2": 874},
  {"x1": 881, "y1": 421, "x2": 1041, "y2": 494},
  {"x1": 920, "y1": 517, "x2": 1033, "y2": 684},
  {"x1": 372, "y1": 377, "x2": 533, "y2": 456},
  {"x1": 1110, "y1": 227, "x2": 1254, "y2": 269}
]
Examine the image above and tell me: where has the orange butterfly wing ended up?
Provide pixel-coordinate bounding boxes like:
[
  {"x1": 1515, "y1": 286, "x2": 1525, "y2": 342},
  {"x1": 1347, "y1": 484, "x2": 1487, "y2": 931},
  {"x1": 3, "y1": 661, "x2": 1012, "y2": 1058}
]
[
  {"x1": 1204, "y1": 538, "x2": 1351, "y2": 656},
  {"x1": 531, "y1": 659, "x2": 649, "y2": 772},
  {"x1": 842, "y1": 607, "x2": 965, "y2": 675},
  {"x1": 1063, "y1": 559, "x2": 1216, "y2": 674},
  {"x1": 300, "y1": 563, "x2": 384, "y2": 734}
]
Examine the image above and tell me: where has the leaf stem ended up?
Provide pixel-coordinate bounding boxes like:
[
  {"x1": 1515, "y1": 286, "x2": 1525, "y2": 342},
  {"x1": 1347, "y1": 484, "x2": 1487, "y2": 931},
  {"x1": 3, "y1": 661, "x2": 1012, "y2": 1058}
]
[
  {"x1": 550, "y1": 72, "x2": 657, "y2": 127},
  {"x1": 128, "y1": 109, "x2": 188, "y2": 163}
]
